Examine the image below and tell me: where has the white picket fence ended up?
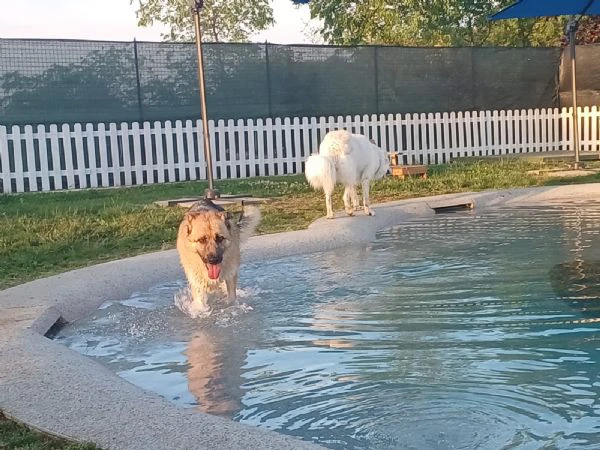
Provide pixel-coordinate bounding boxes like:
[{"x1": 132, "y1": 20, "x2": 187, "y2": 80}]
[{"x1": 1, "y1": 107, "x2": 599, "y2": 194}]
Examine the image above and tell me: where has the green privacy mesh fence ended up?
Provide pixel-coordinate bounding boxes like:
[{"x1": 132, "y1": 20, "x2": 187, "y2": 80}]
[{"x1": 0, "y1": 39, "x2": 563, "y2": 126}]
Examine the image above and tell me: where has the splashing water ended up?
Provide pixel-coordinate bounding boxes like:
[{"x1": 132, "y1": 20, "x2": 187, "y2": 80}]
[
  {"x1": 173, "y1": 287, "x2": 211, "y2": 319},
  {"x1": 174, "y1": 285, "x2": 255, "y2": 320}
]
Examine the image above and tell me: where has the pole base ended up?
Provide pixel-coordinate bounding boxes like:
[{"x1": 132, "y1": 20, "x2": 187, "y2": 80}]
[{"x1": 204, "y1": 188, "x2": 220, "y2": 200}]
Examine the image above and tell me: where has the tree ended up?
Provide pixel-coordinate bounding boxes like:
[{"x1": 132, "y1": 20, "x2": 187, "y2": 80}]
[
  {"x1": 559, "y1": 16, "x2": 600, "y2": 46},
  {"x1": 300, "y1": 0, "x2": 566, "y2": 47},
  {"x1": 132, "y1": 0, "x2": 274, "y2": 42}
]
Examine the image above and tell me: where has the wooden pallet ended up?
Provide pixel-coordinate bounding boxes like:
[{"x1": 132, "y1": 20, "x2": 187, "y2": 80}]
[{"x1": 390, "y1": 164, "x2": 428, "y2": 180}]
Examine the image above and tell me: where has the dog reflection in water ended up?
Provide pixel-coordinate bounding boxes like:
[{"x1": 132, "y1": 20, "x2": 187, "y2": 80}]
[{"x1": 185, "y1": 329, "x2": 246, "y2": 416}]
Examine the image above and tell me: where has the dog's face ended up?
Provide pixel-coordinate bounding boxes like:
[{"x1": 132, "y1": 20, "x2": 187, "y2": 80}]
[
  {"x1": 381, "y1": 149, "x2": 391, "y2": 176},
  {"x1": 375, "y1": 146, "x2": 391, "y2": 179},
  {"x1": 182, "y1": 210, "x2": 234, "y2": 280}
]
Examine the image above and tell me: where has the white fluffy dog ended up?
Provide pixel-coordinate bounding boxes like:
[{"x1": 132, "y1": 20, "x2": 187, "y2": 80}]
[{"x1": 305, "y1": 130, "x2": 390, "y2": 219}]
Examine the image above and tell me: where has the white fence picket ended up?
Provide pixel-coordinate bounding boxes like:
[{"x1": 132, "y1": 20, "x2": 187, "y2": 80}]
[
  {"x1": 61, "y1": 124, "x2": 75, "y2": 189},
  {"x1": 228, "y1": 119, "x2": 239, "y2": 178},
  {"x1": 426, "y1": 113, "x2": 436, "y2": 163},
  {"x1": 214, "y1": 120, "x2": 225, "y2": 179},
  {"x1": 404, "y1": 113, "x2": 414, "y2": 164},
  {"x1": 231, "y1": 118, "x2": 241, "y2": 178},
  {"x1": 562, "y1": 108, "x2": 572, "y2": 151},
  {"x1": 292, "y1": 117, "x2": 302, "y2": 173},
  {"x1": 265, "y1": 118, "x2": 275, "y2": 176},
  {"x1": 255, "y1": 118, "x2": 266, "y2": 176},
  {"x1": 97, "y1": 123, "x2": 109, "y2": 187},
  {"x1": 1, "y1": 107, "x2": 598, "y2": 193},
  {"x1": 163, "y1": 121, "x2": 175, "y2": 183},
  {"x1": 274, "y1": 117, "x2": 284, "y2": 175},
  {"x1": 505, "y1": 110, "x2": 515, "y2": 154},
  {"x1": 206, "y1": 120, "x2": 217, "y2": 180},
  {"x1": 154, "y1": 121, "x2": 165, "y2": 184},
  {"x1": 585, "y1": 107, "x2": 594, "y2": 151},
  {"x1": 37, "y1": 125, "x2": 50, "y2": 191},
  {"x1": 497, "y1": 110, "x2": 506, "y2": 156},
  {"x1": 48, "y1": 125, "x2": 62, "y2": 190},
  {"x1": 108, "y1": 122, "x2": 121, "y2": 186},
  {"x1": 312, "y1": 117, "x2": 321, "y2": 148},
  {"x1": 129, "y1": 122, "x2": 142, "y2": 184},
  {"x1": 283, "y1": 117, "x2": 293, "y2": 175},
  {"x1": 23, "y1": 125, "x2": 38, "y2": 191},
  {"x1": 214, "y1": 120, "x2": 224, "y2": 179},
  {"x1": 73, "y1": 124, "x2": 87, "y2": 188},
  {"x1": 12, "y1": 125, "x2": 24, "y2": 192},
  {"x1": 120, "y1": 122, "x2": 133, "y2": 186},
  {"x1": 138, "y1": 122, "x2": 149, "y2": 184},
  {"x1": 0, "y1": 126, "x2": 10, "y2": 193},
  {"x1": 318, "y1": 116, "x2": 327, "y2": 144},
  {"x1": 449, "y1": 112, "x2": 459, "y2": 160},
  {"x1": 247, "y1": 119, "x2": 257, "y2": 177},
  {"x1": 85, "y1": 123, "x2": 98, "y2": 188},
  {"x1": 182, "y1": 120, "x2": 196, "y2": 181},
  {"x1": 238, "y1": 119, "x2": 248, "y2": 178},
  {"x1": 550, "y1": 108, "x2": 560, "y2": 151}
]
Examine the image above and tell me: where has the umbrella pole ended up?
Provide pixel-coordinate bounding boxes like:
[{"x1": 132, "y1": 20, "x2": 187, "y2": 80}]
[
  {"x1": 191, "y1": 0, "x2": 219, "y2": 199},
  {"x1": 568, "y1": 19, "x2": 581, "y2": 169}
]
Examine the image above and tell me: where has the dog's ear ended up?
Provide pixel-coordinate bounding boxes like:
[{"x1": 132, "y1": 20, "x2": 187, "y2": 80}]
[
  {"x1": 237, "y1": 200, "x2": 245, "y2": 226},
  {"x1": 218, "y1": 211, "x2": 233, "y2": 229}
]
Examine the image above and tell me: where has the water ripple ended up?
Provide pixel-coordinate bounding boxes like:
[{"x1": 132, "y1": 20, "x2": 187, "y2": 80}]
[{"x1": 56, "y1": 202, "x2": 600, "y2": 449}]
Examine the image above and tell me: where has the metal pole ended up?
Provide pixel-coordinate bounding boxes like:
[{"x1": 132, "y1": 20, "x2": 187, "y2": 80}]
[
  {"x1": 568, "y1": 19, "x2": 580, "y2": 169},
  {"x1": 373, "y1": 46, "x2": 379, "y2": 116},
  {"x1": 133, "y1": 38, "x2": 144, "y2": 123},
  {"x1": 264, "y1": 41, "x2": 272, "y2": 118},
  {"x1": 191, "y1": 1, "x2": 219, "y2": 198}
]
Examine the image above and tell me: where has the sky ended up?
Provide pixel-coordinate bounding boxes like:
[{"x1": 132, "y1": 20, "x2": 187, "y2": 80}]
[{"x1": 0, "y1": 0, "x2": 317, "y2": 44}]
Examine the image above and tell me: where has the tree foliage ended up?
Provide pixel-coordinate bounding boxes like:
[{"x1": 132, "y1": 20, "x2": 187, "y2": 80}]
[
  {"x1": 303, "y1": 0, "x2": 567, "y2": 47},
  {"x1": 131, "y1": 0, "x2": 274, "y2": 42},
  {"x1": 570, "y1": 16, "x2": 600, "y2": 45}
]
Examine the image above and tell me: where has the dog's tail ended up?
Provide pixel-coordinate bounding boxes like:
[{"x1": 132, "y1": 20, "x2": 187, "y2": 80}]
[
  {"x1": 305, "y1": 154, "x2": 336, "y2": 193},
  {"x1": 237, "y1": 202, "x2": 261, "y2": 244}
]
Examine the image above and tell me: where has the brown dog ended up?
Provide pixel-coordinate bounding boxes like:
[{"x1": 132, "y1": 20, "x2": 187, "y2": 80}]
[{"x1": 176, "y1": 199, "x2": 260, "y2": 312}]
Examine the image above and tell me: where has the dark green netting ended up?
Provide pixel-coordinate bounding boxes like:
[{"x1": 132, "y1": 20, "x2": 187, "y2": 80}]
[{"x1": 0, "y1": 39, "x2": 564, "y2": 126}]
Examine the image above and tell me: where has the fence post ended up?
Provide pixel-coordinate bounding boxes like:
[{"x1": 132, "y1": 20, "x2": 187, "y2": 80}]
[
  {"x1": 374, "y1": 46, "x2": 380, "y2": 116},
  {"x1": 265, "y1": 41, "x2": 273, "y2": 118},
  {"x1": 133, "y1": 38, "x2": 144, "y2": 123}
]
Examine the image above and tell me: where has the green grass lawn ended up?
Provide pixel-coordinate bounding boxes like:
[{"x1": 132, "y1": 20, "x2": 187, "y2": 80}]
[
  {"x1": 0, "y1": 413, "x2": 97, "y2": 450},
  {"x1": 2, "y1": 158, "x2": 599, "y2": 291},
  {"x1": 1, "y1": 157, "x2": 600, "y2": 449}
]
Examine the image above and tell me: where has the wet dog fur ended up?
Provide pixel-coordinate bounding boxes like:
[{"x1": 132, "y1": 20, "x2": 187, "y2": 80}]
[{"x1": 177, "y1": 199, "x2": 260, "y2": 312}]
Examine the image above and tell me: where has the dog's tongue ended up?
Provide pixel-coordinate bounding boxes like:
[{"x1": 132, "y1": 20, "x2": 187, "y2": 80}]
[{"x1": 207, "y1": 263, "x2": 221, "y2": 280}]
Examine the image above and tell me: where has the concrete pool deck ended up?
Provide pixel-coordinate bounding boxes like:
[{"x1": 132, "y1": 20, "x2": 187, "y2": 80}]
[{"x1": 1, "y1": 183, "x2": 600, "y2": 449}]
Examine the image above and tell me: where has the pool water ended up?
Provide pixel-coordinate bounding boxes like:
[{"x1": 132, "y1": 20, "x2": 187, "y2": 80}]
[{"x1": 56, "y1": 201, "x2": 600, "y2": 449}]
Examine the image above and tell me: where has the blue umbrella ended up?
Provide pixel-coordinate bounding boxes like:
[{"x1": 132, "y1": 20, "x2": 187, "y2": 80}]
[
  {"x1": 492, "y1": 1, "x2": 600, "y2": 19},
  {"x1": 490, "y1": 1, "x2": 600, "y2": 167}
]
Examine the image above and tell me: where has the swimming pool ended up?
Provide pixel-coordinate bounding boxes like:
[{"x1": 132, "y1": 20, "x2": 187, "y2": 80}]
[{"x1": 56, "y1": 201, "x2": 600, "y2": 449}]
